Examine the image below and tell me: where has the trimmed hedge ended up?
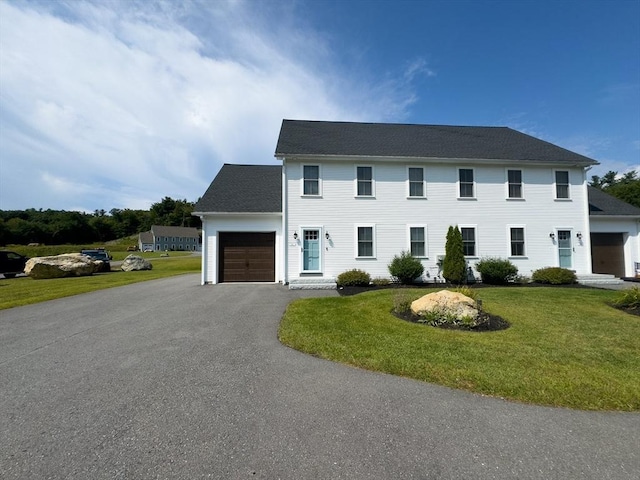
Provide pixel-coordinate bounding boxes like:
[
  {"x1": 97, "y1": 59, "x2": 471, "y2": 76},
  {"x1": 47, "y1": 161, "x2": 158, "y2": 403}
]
[
  {"x1": 475, "y1": 257, "x2": 518, "y2": 285},
  {"x1": 337, "y1": 269, "x2": 371, "y2": 287},
  {"x1": 388, "y1": 251, "x2": 424, "y2": 285},
  {"x1": 531, "y1": 267, "x2": 577, "y2": 285}
]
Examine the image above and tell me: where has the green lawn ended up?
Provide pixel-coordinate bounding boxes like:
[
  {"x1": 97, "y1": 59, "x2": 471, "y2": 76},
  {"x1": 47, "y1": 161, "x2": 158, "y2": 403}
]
[
  {"x1": 0, "y1": 256, "x2": 200, "y2": 310},
  {"x1": 279, "y1": 287, "x2": 640, "y2": 411}
]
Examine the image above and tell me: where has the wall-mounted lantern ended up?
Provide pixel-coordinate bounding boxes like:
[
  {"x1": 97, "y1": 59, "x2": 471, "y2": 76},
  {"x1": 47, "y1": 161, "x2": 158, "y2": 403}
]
[
  {"x1": 325, "y1": 231, "x2": 330, "y2": 240},
  {"x1": 576, "y1": 232, "x2": 582, "y2": 240},
  {"x1": 293, "y1": 232, "x2": 298, "y2": 240},
  {"x1": 549, "y1": 232, "x2": 555, "y2": 240}
]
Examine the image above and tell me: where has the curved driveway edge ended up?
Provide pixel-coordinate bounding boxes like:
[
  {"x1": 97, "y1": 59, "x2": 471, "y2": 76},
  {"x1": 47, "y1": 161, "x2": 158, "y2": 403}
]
[{"x1": 1, "y1": 275, "x2": 638, "y2": 479}]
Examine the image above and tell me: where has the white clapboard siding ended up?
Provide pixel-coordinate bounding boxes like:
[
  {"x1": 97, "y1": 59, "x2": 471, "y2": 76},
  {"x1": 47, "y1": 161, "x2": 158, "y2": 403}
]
[{"x1": 285, "y1": 159, "x2": 591, "y2": 281}]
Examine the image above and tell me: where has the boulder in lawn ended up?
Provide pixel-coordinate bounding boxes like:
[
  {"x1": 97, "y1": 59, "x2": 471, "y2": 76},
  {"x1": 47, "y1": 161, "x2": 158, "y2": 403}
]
[
  {"x1": 25, "y1": 254, "x2": 97, "y2": 279},
  {"x1": 411, "y1": 290, "x2": 478, "y2": 320},
  {"x1": 121, "y1": 255, "x2": 152, "y2": 271}
]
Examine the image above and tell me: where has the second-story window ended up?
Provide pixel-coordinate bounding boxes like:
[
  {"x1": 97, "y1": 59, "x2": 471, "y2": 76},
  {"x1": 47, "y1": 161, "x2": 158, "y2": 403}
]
[
  {"x1": 555, "y1": 170, "x2": 570, "y2": 199},
  {"x1": 356, "y1": 166, "x2": 374, "y2": 196},
  {"x1": 458, "y1": 168, "x2": 474, "y2": 198},
  {"x1": 408, "y1": 167, "x2": 425, "y2": 197},
  {"x1": 507, "y1": 170, "x2": 523, "y2": 198},
  {"x1": 303, "y1": 165, "x2": 320, "y2": 195}
]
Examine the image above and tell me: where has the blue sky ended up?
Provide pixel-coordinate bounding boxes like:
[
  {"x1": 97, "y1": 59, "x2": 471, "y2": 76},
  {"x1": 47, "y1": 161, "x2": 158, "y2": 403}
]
[{"x1": 1, "y1": 0, "x2": 638, "y2": 212}]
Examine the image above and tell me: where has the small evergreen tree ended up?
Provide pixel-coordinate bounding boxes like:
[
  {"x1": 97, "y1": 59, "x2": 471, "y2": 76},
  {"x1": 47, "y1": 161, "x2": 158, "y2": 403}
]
[{"x1": 443, "y1": 226, "x2": 466, "y2": 284}]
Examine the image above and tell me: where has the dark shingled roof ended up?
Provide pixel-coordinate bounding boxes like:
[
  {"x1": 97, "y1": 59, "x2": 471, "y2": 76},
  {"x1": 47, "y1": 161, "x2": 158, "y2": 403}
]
[
  {"x1": 150, "y1": 225, "x2": 199, "y2": 238},
  {"x1": 588, "y1": 186, "x2": 640, "y2": 216},
  {"x1": 275, "y1": 120, "x2": 599, "y2": 165},
  {"x1": 194, "y1": 164, "x2": 282, "y2": 213}
]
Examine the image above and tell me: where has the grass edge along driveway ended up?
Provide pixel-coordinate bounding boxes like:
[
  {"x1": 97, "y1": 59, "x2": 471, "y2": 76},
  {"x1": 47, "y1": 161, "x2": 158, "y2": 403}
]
[
  {"x1": 279, "y1": 287, "x2": 640, "y2": 411},
  {"x1": 0, "y1": 256, "x2": 200, "y2": 310}
]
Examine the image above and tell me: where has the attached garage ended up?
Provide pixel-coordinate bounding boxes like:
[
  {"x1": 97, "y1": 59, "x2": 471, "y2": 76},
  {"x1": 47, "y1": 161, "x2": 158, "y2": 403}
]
[
  {"x1": 219, "y1": 232, "x2": 275, "y2": 282},
  {"x1": 591, "y1": 233, "x2": 625, "y2": 278}
]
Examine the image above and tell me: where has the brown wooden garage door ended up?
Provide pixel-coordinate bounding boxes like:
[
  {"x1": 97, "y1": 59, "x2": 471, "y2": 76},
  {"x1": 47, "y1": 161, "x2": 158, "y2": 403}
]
[
  {"x1": 219, "y1": 232, "x2": 275, "y2": 282},
  {"x1": 591, "y1": 233, "x2": 624, "y2": 277}
]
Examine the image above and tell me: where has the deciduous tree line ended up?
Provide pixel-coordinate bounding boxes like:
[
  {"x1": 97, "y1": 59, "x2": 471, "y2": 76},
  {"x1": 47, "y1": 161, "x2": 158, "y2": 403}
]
[{"x1": 0, "y1": 197, "x2": 201, "y2": 246}]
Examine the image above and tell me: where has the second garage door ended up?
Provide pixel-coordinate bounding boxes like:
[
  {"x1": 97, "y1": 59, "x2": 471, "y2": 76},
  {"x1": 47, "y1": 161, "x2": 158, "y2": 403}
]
[
  {"x1": 219, "y1": 232, "x2": 275, "y2": 282},
  {"x1": 591, "y1": 233, "x2": 625, "y2": 278}
]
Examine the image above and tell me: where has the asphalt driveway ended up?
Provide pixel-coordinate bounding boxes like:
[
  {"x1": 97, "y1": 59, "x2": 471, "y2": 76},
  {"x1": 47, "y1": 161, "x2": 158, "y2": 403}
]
[{"x1": 1, "y1": 275, "x2": 638, "y2": 479}]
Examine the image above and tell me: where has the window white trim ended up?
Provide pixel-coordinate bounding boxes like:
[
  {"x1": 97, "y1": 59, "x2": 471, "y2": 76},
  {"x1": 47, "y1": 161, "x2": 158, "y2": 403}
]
[
  {"x1": 507, "y1": 225, "x2": 527, "y2": 258},
  {"x1": 458, "y1": 224, "x2": 478, "y2": 258},
  {"x1": 506, "y1": 168, "x2": 524, "y2": 200},
  {"x1": 407, "y1": 224, "x2": 428, "y2": 258},
  {"x1": 407, "y1": 166, "x2": 426, "y2": 198},
  {"x1": 457, "y1": 167, "x2": 476, "y2": 199},
  {"x1": 354, "y1": 224, "x2": 376, "y2": 258},
  {"x1": 553, "y1": 169, "x2": 571, "y2": 200},
  {"x1": 301, "y1": 164, "x2": 322, "y2": 197},
  {"x1": 354, "y1": 165, "x2": 375, "y2": 198}
]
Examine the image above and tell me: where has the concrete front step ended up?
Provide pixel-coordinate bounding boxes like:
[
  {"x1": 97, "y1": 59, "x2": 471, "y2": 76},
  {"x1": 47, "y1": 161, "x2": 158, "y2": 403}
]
[
  {"x1": 576, "y1": 274, "x2": 623, "y2": 285},
  {"x1": 288, "y1": 278, "x2": 337, "y2": 290}
]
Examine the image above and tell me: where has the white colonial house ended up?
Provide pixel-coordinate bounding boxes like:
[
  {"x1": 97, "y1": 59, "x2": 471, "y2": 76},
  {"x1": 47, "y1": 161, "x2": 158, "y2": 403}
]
[{"x1": 193, "y1": 120, "x2": 640, "y2": 287}]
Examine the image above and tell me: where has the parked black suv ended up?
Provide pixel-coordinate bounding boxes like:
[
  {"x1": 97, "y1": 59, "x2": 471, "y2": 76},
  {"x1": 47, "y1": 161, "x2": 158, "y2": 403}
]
[
  {"x1": 0, "y1": 250, "x2": 29, "y2": 278},
  {"x1": 81, "y1": 249, "x2": 112, "y2": 272}
]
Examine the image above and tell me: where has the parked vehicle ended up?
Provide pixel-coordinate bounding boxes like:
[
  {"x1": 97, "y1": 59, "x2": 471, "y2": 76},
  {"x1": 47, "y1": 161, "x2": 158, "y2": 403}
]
[
  {"x1": 0, "y1": 250, "x2": 29, "y2": 278},
  {"x1": 81, "y1": 249, "x2": 112, "y2": 272},
  {"x1": 127, "y1": 246, "x2": 138, "y2": 251}
]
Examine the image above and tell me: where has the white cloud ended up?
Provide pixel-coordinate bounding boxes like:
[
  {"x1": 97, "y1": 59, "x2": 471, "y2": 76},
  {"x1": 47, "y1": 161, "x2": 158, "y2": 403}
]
[{"x1": 0, "y1": 0, "x2": 423, "y2": 211}]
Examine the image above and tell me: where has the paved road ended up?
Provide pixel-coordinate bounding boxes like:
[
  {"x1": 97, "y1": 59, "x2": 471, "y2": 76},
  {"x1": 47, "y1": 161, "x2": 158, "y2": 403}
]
[{"x1": 1, "y1": 276, "x2": 638, "y2": 479}]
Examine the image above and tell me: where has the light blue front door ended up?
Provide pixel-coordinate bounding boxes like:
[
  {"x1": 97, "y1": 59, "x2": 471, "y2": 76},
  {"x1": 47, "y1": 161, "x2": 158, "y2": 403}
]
[
  {"x1": 558, "y1": 230, "x2": 572, "y2": 268},
  {"x1": 303, "y1": 230, "x2": 320, "y2": 271}
]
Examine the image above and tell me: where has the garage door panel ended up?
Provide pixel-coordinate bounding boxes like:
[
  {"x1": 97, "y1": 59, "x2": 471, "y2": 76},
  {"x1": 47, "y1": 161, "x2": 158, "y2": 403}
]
[
  {"x1": 219, "y1": 233, "x2": 275, "y2": 282},
  {"x1": 591, "y1": 233, "x2": 624, "y2": 277}
]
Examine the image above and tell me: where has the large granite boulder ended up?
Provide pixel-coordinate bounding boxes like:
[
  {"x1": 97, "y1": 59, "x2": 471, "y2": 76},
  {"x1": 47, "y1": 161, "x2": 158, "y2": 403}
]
[
  {"x1": 25, "y1": 254, "x2": 98, "y2": 279},
  {"x1": 411, "y1": 290, "x2": 478, "y2": 320},
  {"x1": 121, "y1": 255, "x2": 152, "y2": 271}
]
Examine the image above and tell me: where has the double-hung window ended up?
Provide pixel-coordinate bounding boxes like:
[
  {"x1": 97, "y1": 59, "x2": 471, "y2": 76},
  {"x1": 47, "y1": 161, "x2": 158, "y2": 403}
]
[
  {"x1": 303, "y1": 165, "x2": 320, "y2": 195},
  {"x1": 510, "y1": 227, "x2": 525, "y2": 257},
  {"x1": 555, "y1": 170, "x2": 570, "y2": 199},
  {"x1": 356, "y1": 225, "x2": 375, "y2": 258},
  {"x1": 461, "y1": 227, "x2": 476, "y2": 256},
  {"x1": 356, "y1": 166, "x2": 374, "y2": 197},
  {"x1": 507, "y1": 170, "x2": 523, "y2": 199},
  {"x1": 458, "y1": 168, "x2": 475, "y2": 198},
  {"x1": 409, "y1": 226, "x2": 426, "y2": 257},
  {"x1": 408, "y1": 167, "x2": 425, "y2": 197}
]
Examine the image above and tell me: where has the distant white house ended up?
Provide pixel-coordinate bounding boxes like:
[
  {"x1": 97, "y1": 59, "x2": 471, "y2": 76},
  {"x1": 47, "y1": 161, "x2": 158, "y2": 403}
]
[
  {"x1": 193, "y1": 120, "x2": 640, "y2": 285},
  {"x1": 138, "y1": 225, "x2": 201, "y2": 252}
]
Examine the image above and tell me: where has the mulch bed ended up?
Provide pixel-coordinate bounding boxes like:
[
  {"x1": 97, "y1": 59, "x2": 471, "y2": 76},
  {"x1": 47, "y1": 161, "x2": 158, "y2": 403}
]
[
  {"x1": 337, "y1": 282, "x2": 591, "y2": 297},
  {"x1": 392, "y1": 309, "x2": 510, "y2": 332},
  {"x1": 609, "y1": 304, "x2": 640, "y2": 317}
]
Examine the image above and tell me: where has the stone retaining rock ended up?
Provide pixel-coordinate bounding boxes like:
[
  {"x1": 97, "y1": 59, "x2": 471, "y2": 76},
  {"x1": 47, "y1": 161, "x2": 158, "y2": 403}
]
[
  {"x1": 25, "y1": 254, "x2": 98, "y2": 279},
  {"x1": 121, "y1": 255, "x2": 152, "y2": 271}
]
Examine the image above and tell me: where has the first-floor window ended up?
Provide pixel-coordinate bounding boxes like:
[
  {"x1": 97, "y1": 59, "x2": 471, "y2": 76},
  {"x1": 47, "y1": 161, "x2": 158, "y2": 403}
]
[
  {"x1": 510, "y1": 227, "x2": 525, "y2": 256},
  {"x1": 409, "y1": 226, "x2": 426, "y2": 257},
  {"x1": 357, "y1": 226, "x2": 374, "y2": 257},
  {"x1": 461, "y1": 227, "x2": 476, "y2": 256}
]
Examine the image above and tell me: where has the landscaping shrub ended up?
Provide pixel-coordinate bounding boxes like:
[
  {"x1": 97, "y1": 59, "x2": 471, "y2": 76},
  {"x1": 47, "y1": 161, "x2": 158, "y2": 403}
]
[
  {"x1": 371, "y1": 277, "x2": 391, "y2": 286},
  {"x1": 475, "y1": 257, "x2": 518, "y2": 285},
  {"x1": 336, "y1": 269, "x2": 371, "y2": 287},
  {"x1": 531, "y1": 267, "x2": 577, "y2": 285},
  {"x1": 442, "y1": 226, "x2": 466, "y2": 284},
  {"x1": 392, "y1": 291, "x2": 414, "y2": 314},
  {"x1": 612, "y1": 286, "x2": 640, "y2": 310},
  {"x1": 388, "y1": 251, "x2": 424, "y2": 284}
]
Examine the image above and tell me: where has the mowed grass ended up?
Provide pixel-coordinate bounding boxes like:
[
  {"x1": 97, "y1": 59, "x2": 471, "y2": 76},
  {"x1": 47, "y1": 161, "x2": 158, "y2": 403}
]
[
  {"x1": 279, "y1": 287, "x2": 640, "y2": 411},
  {"x1": 0, "y1": 256, "x2": 200, "y2": 310}
]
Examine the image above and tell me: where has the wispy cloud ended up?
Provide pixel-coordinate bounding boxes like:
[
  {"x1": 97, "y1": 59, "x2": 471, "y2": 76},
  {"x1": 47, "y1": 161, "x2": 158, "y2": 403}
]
[{"x1": 0, "y1": 0, "x2": 426, "y2": 211}]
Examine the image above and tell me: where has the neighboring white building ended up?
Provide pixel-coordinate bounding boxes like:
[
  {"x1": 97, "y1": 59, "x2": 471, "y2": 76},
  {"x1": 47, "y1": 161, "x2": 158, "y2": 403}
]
[
  {"x1": 137, "y1": 225, "x2": 201, "y2": 252},
  {"x1": 194, "y1": 120, "x2": 640, "y2": 285}
]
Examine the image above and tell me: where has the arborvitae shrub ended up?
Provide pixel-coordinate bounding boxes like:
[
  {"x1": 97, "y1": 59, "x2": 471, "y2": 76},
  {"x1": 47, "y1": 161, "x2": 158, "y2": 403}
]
[
  {"x1": 443, "y1": 226, "x2": 466, "y2": 284},
  {"x1": 388, "y1": 251, "x2": 424, "y2": 285},
  {"x1": 475, "y1": 257, "x2": 518, "y2": 285}
]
